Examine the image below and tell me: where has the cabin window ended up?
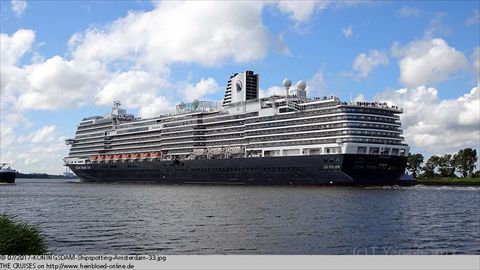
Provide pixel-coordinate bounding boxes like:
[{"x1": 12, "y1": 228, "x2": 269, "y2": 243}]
[
  {"x1": 380, "y1": 148, "x2": 390, "y2": 155},
  {"x1": 357, "y1": 147, "x2": 366, "y2": 154},
  {"x1": 391, "y1": 148, "x2": 399, "y2": 155},
  {"x1": 325, "y1": 147, "x2": 341, "y2": 154}
]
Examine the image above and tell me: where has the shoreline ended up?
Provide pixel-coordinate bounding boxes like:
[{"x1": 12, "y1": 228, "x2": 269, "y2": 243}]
[
  {"x1": 12, "y1": 175, "x2": 480, "y2": 186},
  {"x1": 416, "y1": 177, "x2": 480, "y2": 186}
]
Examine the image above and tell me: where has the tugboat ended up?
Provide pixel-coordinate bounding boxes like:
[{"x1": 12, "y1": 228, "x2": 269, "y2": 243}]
[{"x1": 0, "y1": 163, "x2": 17, "y2": 183}]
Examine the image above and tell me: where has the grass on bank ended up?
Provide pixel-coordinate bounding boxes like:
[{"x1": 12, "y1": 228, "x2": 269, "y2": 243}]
[
  {"x1": 416, "y1": 177, "x2": 480, "y2": 186},
  {"x1": 0, "y1": 214, "x2": 48, "y2": 255}
]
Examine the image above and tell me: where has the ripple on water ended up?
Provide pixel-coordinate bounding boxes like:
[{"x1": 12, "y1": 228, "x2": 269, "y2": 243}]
[{"x1": 1, "y1": 179, "x2": 479, "y2": 254}]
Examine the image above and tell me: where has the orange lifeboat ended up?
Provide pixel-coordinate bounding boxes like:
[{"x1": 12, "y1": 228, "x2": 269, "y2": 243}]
[
  {"x1": 106, "y1": 155, "x2": 113, "y2": 160},
  {"x1": 122, "y1": 154, "x2": 131, "y2": 159},
  {"x1": 151, "y1": 152, "x2": 161, "y2": 158},
  {"x1": 132, "y1": 153, "x2": 141, "y2": 159},
  {"x1": 113, "y1": 154, "x2": 122, "y2": 160},
  {"x1": 89, "y1": 156, "x2": 98, "y2": 161},
  {"x1": 140, "y1": 153, "x2": 150, "y2": 158},
  {"x1": 98, "y1": 155, "x2": 105, "y2": 160}
]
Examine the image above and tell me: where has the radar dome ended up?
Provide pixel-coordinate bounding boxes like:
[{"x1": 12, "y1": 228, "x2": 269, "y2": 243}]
[
  {"x1": 282, "y1": 78, "x2": 292, "y2": 88},
  {"x1": 296, "y1": 80, "x2": 306, "y2": 91}
]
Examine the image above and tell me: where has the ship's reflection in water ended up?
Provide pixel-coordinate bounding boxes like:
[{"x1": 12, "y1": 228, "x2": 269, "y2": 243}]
[{"x1": 1, "y1": 179, "x2": 478, "y2": 254}]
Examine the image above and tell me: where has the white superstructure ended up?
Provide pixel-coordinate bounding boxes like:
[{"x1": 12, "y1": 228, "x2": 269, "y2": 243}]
[{"x1": 64, "y1": 71, "x2": 409, "y2": 166}]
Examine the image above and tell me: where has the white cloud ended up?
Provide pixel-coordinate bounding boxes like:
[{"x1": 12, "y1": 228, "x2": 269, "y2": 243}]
[
  {"x1": 17, "y1": 56, "x2": 108, "y2": 110},
  {"x1": 0, "y1": 30, "x2": 109, "y2": 112},
  {"x1": 1, "y1": 2, "x2": 277, "y2": 119},
  {"x1": 392, "y1": 38, "x2": 469, "y2": 86},
  {"x1": 138, "y1": 96, "x2": 174, "y2": 118},
  {"x1": 95, "y1": 70, "x2": 166, "y2": 107},
  {"x1": 259, "y1": 86, "x2": 284, "y2": 98},
  {"x1": 70, "y1": 1, "x2": 269, "y2": 68},
  {"x1": 352, "y1": 50, "x2": 389, "y2": 78},
  {"x1": 341, "y1": 26, "x2": 353, "y2": 38},
  {"x1": 274, "y1": 1, "x2": 368, "y2": 23},
  {"x1": 0, "y1": 127, "x2": 16, "y2": 149},
  {"x1": 353, "y1": 94, "x2": 366, "y2": 102},
  {"x1": 1, "y1": 2, "x2": 274, "y2": 117},
  {"x1": 30, "y1": 125, "x2": 56, "y2": 143},
  {"x1": 424, "y1": 13, "x2": 452, "y2": 38},
  {"x1": 11, "y1": 0, "x2": 27, "y2": 17},
  {"x1": 1, "y1": 125, "x2": 67, "y2": 174},
  {"x1": 465, "y1": 9, "x2": 479, "y2": 25},
  {"x1": 181, "y1": 78, "x2": 220, "y2": 102},
  {"x1": 397, "y1": 7, "x2": 420, "y2": 18},
  {"x1": 376, "y1": 86, "x2": 480, "y2": 154},
  {"x1": 0, "y1": 29, "x2": 35, "y2": 66},
  {"x1": 306, "y1": 70, "x2": 326, "y2": 95},
  {"x1": 275, "y1": 33, "x2": 291, "y2": 55},
  {"x1": 276, "y1": 1, "x2": 329, "y2": 22},
  {"x1": 1, "y1": 65, "x2": 29, "y2": 106},
  {"x1": 472, "y1": 47, "x2": 480, "y2": 79}
]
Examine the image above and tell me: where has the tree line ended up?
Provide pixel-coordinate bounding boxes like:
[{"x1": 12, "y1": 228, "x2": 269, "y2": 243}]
[{"x1": 407, "y1": 148, "x2": 479, "y2": 178}]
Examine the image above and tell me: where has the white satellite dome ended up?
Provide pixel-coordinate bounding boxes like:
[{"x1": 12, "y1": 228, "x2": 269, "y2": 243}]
[
  {"x1": 296, "y1": 80, "x2": 306, "y2": 91},
  {"x1": 282, "y1": 78, "x2": 292, "y2": 88}
]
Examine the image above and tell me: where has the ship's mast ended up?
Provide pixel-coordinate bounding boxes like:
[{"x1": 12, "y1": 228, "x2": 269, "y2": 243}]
[{"x1": 113, "y1": 100, "x2": 121, "y2": 110}]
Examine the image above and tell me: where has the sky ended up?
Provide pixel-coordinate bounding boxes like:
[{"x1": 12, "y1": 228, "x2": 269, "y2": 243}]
[{"x1": 0, "y1": 0, "x2": 479, "y2": 174}]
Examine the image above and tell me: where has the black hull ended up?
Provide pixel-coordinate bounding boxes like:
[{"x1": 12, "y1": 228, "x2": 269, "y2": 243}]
[
  {"x1": 0, "y1": 172, "x2": 16, "y2": 184},
  {"x1": 69, "y1": 154, "x2": 415, "y2": 186}
]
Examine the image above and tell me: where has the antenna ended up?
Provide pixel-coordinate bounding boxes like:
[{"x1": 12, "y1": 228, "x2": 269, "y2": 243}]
[
  {"x1": 113, "y1": 101, "x2": 121, "y2": 110},
  {"x1": 282, "y1": 78, "x2": 292, "y2": 97}
]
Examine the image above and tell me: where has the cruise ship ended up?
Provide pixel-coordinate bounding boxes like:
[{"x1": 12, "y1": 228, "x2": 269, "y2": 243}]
[{"x1": 64, "y1": 71, "x2": 414, "y2": 185}]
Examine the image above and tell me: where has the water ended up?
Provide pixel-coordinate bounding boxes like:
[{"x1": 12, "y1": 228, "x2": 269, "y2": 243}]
[{"x1": 1, "y1": 179, "x2": 479, "y2": 254}]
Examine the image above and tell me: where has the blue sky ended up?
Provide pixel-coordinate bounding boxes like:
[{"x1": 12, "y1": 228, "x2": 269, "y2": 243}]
[{"x1": 1, "y1": 1, "x2": 479, "y2": 173}]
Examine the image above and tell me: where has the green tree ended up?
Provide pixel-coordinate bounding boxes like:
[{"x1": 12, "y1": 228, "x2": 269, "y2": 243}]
[
  {"x1": 453, "y1": 148, "x2": 478, "y2": 178},
  {"x1": 407, "y1": 153, "x2": 424, "y2": 178},
  {"x1": 422, "y1": 155, "x2": 440, "y2": 178},
  {"x1": 438, "y1": 154, "x2": 456, "y2": 177}
]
